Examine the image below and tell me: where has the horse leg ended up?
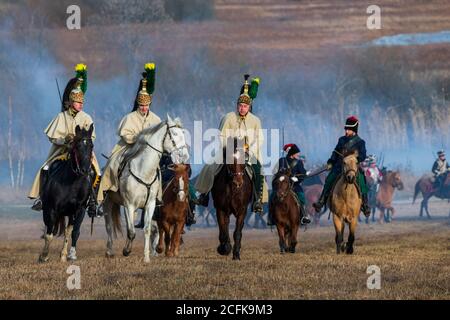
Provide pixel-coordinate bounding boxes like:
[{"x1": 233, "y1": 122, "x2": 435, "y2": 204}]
[
  {"x1": 275, "y1": 222, "x2": 287, "y2": 253},
  {"x1": 150, "y1": 220, "x2": 159, "y2": 256},
  {"x1": 333, "y1": 214, "x2": 344, "y2": 254},
  {"x1": 419, "y1": 199, "x2": 425, "y2": 217},
  {"x1": 371, "y1": 206, "x2": 376, "y2": 222},
  {"x1": 424, "y1": 197, "x2": 432, "y2": 219},
  {"x1": 171, "y1": 222, "x2": 184, "y2": 257},
  {"x1": 60, "y1": 223, "x2": 73, "y2": 262},
  {"x1": 162, "y1": 222, "x2": 171, "y2": 256},
  {"x1": 39, "y1": 211, "x2": 56, "y2": 263},
  {"x1": 104, "y1": 200, "x2": 115, "y2": 258},
  {"x1": 69, "y1": 208, "x2": 85, "y2": 261},
  {"x1": 156, "y1": 221, "x2": 164, "y2": 254},
  {"x1": 378, "y1": 207, "x2": 384, "y2": 224},
  {"x1": 346, "y1": 219, "x2": 357, "y2": 254},
  {"x1": 289, "y1": 223, "x2": 299, "y2": 254},
  {"x1": 143, "y1": 198, "x2": 156, "y2": 263},
  {"x1": 123, "y1": 205, "x2": 137, "y2": 257},
  {"x1": 216, "y1": 210, "x2": 231, "y2": 256},
  {"x1": 232, "y1": 211, "x2": 246, "y2": 260}
]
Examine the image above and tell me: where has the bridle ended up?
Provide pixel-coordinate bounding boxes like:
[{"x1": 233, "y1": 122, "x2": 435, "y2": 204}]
[
  {"x1": 70, "y1": 138, "x2": 92, "y2": 176},
  {"x1": 145, "y1": 123, "x2": 186, "y2": 157},
  {"x1": 275, "y1": 173, "x2": 291, "y2": 202},
  {"x1": 128, "y1": 122, "x2": 187, "y2": 208}
]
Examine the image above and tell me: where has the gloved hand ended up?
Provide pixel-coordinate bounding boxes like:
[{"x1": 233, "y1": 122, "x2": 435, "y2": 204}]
[
  {"x1": 65, "y1": 134, "x2": 75, "y2": 144},
  {"x1": 327, "y1": 163, "x2": 332, "y2": 170},
  {"x1": 291, "y1": 176, "x2": 299, "y2": 183}
]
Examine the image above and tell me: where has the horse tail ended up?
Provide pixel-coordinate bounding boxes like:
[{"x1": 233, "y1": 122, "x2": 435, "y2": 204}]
[
  {"x1": 111, "y1": 202, "x2": 122, "y2": 237},
  {"x1": 413, "y1": 180, "x2": 422, "y2": 204}
]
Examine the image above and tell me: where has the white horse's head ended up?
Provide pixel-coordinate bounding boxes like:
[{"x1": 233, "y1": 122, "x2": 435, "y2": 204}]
[{"x1": 165, "y1": 114, "x2": 190, "y2": 164}]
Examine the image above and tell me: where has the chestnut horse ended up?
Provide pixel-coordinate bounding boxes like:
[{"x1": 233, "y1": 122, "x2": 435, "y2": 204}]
[
  {"x1": 413, "y1": 173, "x2": 450, "y2": 218},
  {"x1": 211, "y1": 137, "x2": 253, "y2": 260},
  {"x1": 375, "y1": 171, "x2": 404, "y2": 223},
  {"x1": 329, "y1": 152, "x2": 361, "y2": 254},
  {"x1": 270, "y1": 170, "x2": 300, "y2": 253},
  {"x1": 156, "y1": 164, "x2": 190, "y2": 257}
]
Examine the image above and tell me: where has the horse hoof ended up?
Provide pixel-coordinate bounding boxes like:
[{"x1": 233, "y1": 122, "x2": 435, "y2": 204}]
[
  {"x1": 105, "y1": 252, "x2": 115, "y2": 259},
  {"x1": 346, "y1": 247, "x2": 354, "y2": 255},
  {"x1": 166, "y1": 252, "x2": 174, "y2": 257},
  {"x1": 232, "y1": 254, "x2": 240, "y2": 260},
  {"x1": 289, "y1": 248, "x2": 296, "y2": 254},
  {"x1": 144, "y1": 257, "x2": 150, "y2": 263},
  {"x1": 217, "y1": 244, "x2": 231, "y2": 256},
  {"x1": 123, "y1": 248, "x2": 131, "y2": 257},
  {"x1": 60, "y1": 256, "x2": 67, "y2": 262},
  {"x1": 38, "y1": 255, "x2": 49, "y2": 263},
  {"x1": 156, "y1": 246, "x2": 163, "y2": 254}
]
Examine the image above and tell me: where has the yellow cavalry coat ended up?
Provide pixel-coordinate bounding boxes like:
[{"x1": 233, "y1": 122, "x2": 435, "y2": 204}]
[
  {"x1": 194, "y1": 111, "x2": 268, "y2": 202},
  {"x1": 28, "y1": 109, "x2": 100, "y2": 199},
  {"x1": 97, "y1": 110, "x2": 161, "y2": 202}
]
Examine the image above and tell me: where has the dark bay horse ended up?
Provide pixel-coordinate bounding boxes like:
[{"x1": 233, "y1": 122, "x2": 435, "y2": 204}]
[
  {"x1": 211, "y1": 137, "x2": 253, "y2": 260},
  {"x1": 413, "y1": 173, "x2": 450, "y2": 218},
  {"x1": 39, "y1": 124, "x2": 94, "y2": 263},
  {"x1": 270, "y1": 170, "x2": 300, "y2": 253},
  {"x1": 156, "y1": 164, "x2": 190, "y2": 257}
]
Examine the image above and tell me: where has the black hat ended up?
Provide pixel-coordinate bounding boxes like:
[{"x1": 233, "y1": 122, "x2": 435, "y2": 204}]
[
  {"x1": 283, "y1": 143, "x2": 300, "y2": 157},
  {"x1": 345, "y1": 116, "x2": 359, "y2": 133}
]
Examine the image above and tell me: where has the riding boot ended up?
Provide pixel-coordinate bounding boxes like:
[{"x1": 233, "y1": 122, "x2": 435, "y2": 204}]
[
  {"x1": 300, "y1": 205, "x2": 311, "y2": 225},
  {"x1": 266, "y1": 210, "x2": 275, "y2": 226},
  {"x1": 195, "y1": 192, "x2": 210, "y2": 207},
  {"x1": 31, "y1": 169, "x2": 49, "y2": 211},
  {"x1": 312, "y1": 188, "x2": 329, "y2": 213},
  {"x1": 185, "y1": 203, "x2": 197, "y2": 227},
  {"x1": 135, "y1": 210, "x2": 145, "y2": 229},
  {"x1": 88, "y1": 170, "x2": 100, "y2": 218},
  {"x1": 361, "y1": 194, "x2": 371, "y2": 218}
]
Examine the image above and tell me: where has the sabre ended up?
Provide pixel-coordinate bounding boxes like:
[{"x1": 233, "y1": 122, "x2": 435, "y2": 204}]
[{"x1": 55, "y1": 78, "x2": 62, "y2": 103}]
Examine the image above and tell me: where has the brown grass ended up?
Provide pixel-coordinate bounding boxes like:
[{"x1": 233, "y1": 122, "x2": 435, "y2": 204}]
[{"x1": 0, "y1": 219, "x2": 448, "y2": 299}]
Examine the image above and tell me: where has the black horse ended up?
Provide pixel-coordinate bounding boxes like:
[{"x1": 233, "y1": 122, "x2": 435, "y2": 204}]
[{"x1": 39, "y1": 124, "x2": 94, "y2": 263}]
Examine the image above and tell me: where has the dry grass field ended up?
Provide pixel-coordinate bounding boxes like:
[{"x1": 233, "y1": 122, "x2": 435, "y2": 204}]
[{"x1": 0, "y1": 200, "x2": 448, "y2": 300}]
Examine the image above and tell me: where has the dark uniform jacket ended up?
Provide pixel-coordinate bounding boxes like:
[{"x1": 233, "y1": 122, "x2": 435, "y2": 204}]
[
  {"x1": 277, "y1": 156, "x2": 307, "y2": 194},
  {"x1": 327, "y1": 135, "x2": 366, "y2": 174}
]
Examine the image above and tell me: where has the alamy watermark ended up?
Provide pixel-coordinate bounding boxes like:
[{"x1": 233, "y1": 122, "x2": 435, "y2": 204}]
[{"x1": 366, "y1": 265, "x2": 381, "y2": 290}]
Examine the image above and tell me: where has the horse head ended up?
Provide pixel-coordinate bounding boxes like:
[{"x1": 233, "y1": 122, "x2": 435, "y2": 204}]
[
  {"x1": 71, "y1": 124, "x2": 94, "y2": 176},
  {"x1": 390, "y1": 171, "x2": 404, "y2": 190},
  {"x1": 343, "y1": 151, "x2": 358, "y2": 184},
  {"x1": 224, "y1": 137, "x2": 246, "y2": 191},
  {"x1": 169, "y1": 164, "x2": 190, "y2": 202},
  {"x1": 165, "y1": 115, "x2": 190, "y2": 165},
  {"x1": 274, "y1": 169, "x2": 291, "y2": 201}
]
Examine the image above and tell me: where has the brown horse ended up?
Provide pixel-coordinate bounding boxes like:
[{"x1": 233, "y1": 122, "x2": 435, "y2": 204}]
[
  {"x1": 211, "y1": 137, "x2": 253, "y2": 260},
  {"x1": 375, "y1": 171, "x2": 404, "y2": 223},
  {"x1": 330, "y1": 152, "x2": 361, "y2": 254},
  {"x1": 413, "y1": 173, "x2": 450, "y2": 218},
  {"x1": 270, "y1": 170, "x2": 300, "y2": 253},
  {"x1": 156, "y1": 164, "x2": 190, "y2": 257}
]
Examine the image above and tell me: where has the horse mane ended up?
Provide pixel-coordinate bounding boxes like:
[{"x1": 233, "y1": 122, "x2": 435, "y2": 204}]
[{"x1": 121, "y1": 120, "x2": 167, "y2": 165}]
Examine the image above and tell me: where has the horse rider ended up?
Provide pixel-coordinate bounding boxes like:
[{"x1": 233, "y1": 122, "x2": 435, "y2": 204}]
[
  {"x1": 268, "y1": 143, "x2": 312, "y2": 226},
  {"x1": 312, "y1": 116, "x2": 371, "y2": 217},
  {"x1": 28, "y1": 64, "x2": 101, "y2": 217},
  {"x1": 97, "y1": 63, "x2": 162, "y2": 206},
  {"x1": 432, "y1": 150, "x2": 450, "y2": 190},
  {"x1": 365, "y1": 154, "x2": 383, "y2": 189},
  {"x1": 195, "y1": 74, "x2": 267, "y2": 214}
]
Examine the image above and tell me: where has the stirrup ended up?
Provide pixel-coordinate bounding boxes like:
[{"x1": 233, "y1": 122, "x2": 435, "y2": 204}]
[
  {"x1": 31, "y1": 199, "x2": 43, "y2": 211},
  {"x1": 301, "y1": 215, "x2": 311, "y2": 225}
]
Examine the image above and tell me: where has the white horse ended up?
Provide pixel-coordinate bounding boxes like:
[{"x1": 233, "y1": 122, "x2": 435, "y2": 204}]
[{"x1": 103, "y1": 115, "x2": 189, "y2": 263}]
